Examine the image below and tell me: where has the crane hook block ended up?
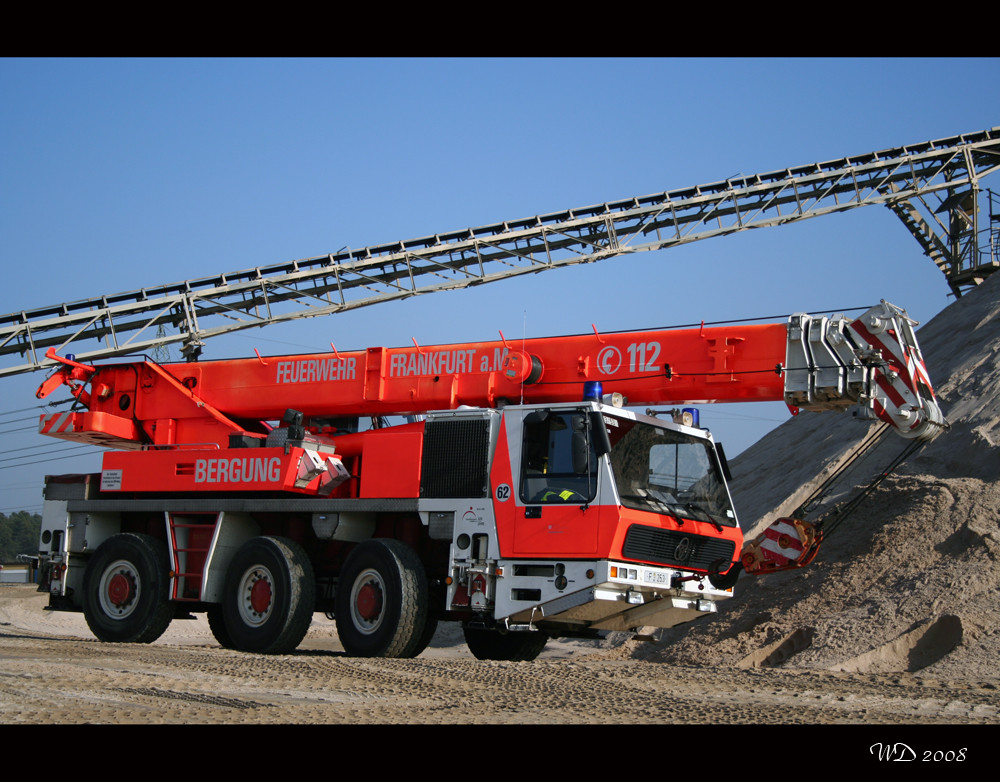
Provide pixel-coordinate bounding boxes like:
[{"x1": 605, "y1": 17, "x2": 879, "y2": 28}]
[{"x1": 741, "y1": 517, "x2": 823, "y2": 575}]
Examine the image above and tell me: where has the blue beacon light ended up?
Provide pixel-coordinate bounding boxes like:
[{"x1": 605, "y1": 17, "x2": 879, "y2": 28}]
[{"x1": 583, "y1": 381, "x2": 603, "y2": 402}]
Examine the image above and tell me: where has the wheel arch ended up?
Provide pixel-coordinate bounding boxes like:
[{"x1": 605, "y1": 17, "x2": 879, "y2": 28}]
[{"x1": 197, "y1": 511, "x2": 262, "y2": 604}]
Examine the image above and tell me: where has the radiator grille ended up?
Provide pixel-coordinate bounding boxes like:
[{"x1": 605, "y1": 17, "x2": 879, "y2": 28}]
[
  {"x1": 420, "y1": 418, "x2": 490, "y2": 498},
  {"x1": 621, "y1": 525, "x2": 735, "y2": 571}
]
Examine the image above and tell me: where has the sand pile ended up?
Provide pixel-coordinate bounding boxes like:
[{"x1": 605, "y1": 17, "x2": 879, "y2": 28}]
[{"x1": 629, "y1": 273, "x2": 1000, "y2": 680}]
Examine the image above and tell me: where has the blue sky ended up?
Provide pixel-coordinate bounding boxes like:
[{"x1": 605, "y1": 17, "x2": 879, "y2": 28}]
[{"x1": 1, "y1": 57, "x2": 998, "y2": 514}]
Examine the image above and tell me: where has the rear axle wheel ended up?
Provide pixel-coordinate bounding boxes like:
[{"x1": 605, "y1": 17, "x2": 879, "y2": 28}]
[
  {"x1": 81, "y1": 533, "x2": 173, "y2": 644},
  {"x1": 335, "y1": 539, "x2": 429, "y2": 658},
  {"x1": 221, "y1": 536, "x2": 315, "y2": 654}
]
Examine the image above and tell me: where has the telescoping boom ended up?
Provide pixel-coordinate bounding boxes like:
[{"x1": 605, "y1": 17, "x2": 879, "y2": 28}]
[{"x1": 38, "y1": 301, "x2": 943, "y2": 452}]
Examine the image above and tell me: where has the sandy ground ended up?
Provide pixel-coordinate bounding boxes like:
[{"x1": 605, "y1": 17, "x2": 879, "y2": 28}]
[{"x1": 1, "y1": 584, "x2": 998, "y2": 726}]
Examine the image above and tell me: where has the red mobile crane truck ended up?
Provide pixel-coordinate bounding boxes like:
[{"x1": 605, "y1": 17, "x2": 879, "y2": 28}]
[{"x1": 33, "y1": 301, "x2": 943, "y2": 660}]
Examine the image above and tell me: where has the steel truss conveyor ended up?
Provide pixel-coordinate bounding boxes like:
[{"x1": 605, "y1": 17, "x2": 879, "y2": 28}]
[{"x1": 2, "y1": 127, "x2": 998, "y2": 377}]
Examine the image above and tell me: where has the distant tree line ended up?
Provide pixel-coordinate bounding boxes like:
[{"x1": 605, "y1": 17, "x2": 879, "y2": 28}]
[{"x1": 0, "y1": 512, "x2": 41, "y2": 562}]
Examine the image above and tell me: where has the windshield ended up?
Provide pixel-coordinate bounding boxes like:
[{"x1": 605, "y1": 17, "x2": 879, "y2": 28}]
[{"x1": 604, "y1": 416, "x2": 736, "y2": 527}]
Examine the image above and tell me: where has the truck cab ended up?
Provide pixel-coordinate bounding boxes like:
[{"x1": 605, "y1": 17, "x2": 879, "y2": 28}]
[{"x1": 431, "y1": 401, "x2": 741, "y2": 646}]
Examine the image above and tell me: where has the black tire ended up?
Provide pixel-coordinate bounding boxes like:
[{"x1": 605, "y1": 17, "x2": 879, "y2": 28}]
[
  {"x1": 206, "y1": 603, "x2": 236, "y2": 649},
  {"x1": 335, "y1": 539, "x2": 429, "y2": 658},
  {"x1": 409, "y1": 614, "x2": 439, "y2": 658},
  {"x1": 463, "y1": 625, "x2": 549, "y2": 661},
  {"x1": 81, "y1": 533, "x2": 174, "y2": 644},
  {"x1": 221, "y1": 536, "x2": 315, "y2": 654}
]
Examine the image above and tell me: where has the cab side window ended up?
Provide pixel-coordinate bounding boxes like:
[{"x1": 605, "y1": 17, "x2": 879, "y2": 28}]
[{"x1": 520, "y1": 411, "x2": 597, "y2": 504}]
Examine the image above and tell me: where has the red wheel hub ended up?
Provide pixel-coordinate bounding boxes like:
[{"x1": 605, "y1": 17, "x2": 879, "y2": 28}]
[
  {"x1": 355, "y1": 582, "x2": 383, "y2": 621},
  {"x1": 249, "y1": 577, "x2": 272, "y2": 614},
  {"x1": 107, "y1": 572, "x2": 134, "y2": 607}
]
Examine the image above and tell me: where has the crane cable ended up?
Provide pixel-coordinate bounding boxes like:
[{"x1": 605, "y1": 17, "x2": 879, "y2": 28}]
[
  {"x1": 808, "y1": 431, "x2": 927, "y2": 539},
  {"x1": 718, "y1": 423, "x2": 931, "y2": 585}
]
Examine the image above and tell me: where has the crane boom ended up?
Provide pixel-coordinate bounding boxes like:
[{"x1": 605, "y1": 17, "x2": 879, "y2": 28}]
[{"x1": 37, "y1": 301, "x2": 944, "y2": 458}]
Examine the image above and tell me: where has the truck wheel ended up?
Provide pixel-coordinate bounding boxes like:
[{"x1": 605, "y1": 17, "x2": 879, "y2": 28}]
[
  {"x1": 221, "y1": 536, "x2": 315, "y2": 654},
  {"x1": 335, "y1": 539, "x2": 429, "y2": 658},
  {"x1": 81, "y1": 533, "x2": 174, "y2": 644},
  {"x1": 463, "y1": 625, "x2": 549, "y2": 661},
  {"x1": 206, "y1": 604, "x2": 236, "y2": 649},
  {"x1": 409, "y1": 614, "x2": 439, "y2": 658}
]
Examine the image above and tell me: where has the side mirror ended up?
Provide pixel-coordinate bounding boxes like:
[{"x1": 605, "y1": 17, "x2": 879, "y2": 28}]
[{"x1": 589, "y1": 411, "x2": 611, "y2": 457}]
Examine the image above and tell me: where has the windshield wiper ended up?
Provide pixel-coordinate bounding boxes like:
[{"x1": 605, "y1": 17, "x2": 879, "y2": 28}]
[{"x1": 670, "y1": 503, "x2": 724, "y2": 531}]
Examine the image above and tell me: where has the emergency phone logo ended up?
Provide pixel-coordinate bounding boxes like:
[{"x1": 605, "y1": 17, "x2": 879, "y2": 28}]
[{"x1": 597, "y1": 346, "x2": 622, "y2": 375}]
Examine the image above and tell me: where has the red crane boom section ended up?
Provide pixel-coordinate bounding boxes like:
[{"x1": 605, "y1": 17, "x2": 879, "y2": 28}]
[{"x1": 37, "y1": 322, "x2": 789, "y2": 449}]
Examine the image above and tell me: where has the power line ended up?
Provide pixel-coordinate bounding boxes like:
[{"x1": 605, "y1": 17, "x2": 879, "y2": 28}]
[
  {"x1": 0, "y1": 443, "x2": 95, "y2": 465},
  {"x1": 0, "y1": 448, "x2": 101, "y2": 471}
]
